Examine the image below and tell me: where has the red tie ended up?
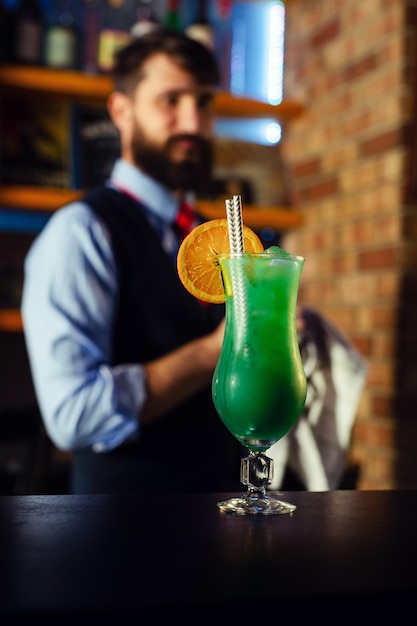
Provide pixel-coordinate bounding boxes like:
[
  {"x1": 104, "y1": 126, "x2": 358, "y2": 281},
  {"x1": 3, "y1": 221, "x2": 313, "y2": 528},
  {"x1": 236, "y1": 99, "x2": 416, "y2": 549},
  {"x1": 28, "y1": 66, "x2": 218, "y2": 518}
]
[
  {"x1": 175, "y1": 201, "x2": 198, "y2": 242},
  {"x1": 175, "y1": 201, "x2": 211, "y2": 307}
]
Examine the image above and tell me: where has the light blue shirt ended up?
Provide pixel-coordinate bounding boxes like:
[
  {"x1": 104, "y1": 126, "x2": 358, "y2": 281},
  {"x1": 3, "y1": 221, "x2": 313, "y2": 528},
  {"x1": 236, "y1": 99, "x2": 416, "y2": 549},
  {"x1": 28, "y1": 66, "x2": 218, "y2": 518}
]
[{"x1": 21, "y1": 159, "x2": 186, "y2": 453}]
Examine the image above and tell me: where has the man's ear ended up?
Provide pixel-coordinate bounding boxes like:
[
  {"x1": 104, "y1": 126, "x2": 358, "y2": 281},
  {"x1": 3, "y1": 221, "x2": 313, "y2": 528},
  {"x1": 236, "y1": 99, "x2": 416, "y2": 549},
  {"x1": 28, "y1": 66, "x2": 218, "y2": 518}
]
[{"x1": 107, "y1": 92, "x2": 131, "y2": 131}]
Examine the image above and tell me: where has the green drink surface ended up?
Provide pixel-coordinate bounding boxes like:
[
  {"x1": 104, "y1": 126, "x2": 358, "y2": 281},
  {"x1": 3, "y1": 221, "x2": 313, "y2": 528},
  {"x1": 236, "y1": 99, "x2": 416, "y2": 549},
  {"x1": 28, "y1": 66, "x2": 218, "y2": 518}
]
[{"x1": 212, "y1": 251, "x2": 306, "y2": 452}]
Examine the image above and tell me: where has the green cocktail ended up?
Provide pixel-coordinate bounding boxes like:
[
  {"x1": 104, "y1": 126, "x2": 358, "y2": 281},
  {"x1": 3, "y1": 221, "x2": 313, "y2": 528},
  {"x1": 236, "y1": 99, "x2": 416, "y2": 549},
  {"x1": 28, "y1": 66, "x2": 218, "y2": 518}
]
[{"x1": 212, "y1": 247, "x2": 306, "y2": 514}]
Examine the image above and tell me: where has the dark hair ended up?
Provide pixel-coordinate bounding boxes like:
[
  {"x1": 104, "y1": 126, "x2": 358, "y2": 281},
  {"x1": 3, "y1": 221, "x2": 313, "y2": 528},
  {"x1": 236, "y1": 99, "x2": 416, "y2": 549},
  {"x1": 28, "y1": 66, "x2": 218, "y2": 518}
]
[{"x1": 112, "y1": 28, "x2": 220, "y2": 95}]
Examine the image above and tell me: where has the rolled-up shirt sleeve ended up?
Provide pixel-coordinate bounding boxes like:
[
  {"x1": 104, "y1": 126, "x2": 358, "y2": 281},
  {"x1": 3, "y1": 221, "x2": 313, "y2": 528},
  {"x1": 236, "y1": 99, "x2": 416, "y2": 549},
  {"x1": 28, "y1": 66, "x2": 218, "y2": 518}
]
[{"x1": 21, "y1": 202, "x2": 146, "y2": 452}]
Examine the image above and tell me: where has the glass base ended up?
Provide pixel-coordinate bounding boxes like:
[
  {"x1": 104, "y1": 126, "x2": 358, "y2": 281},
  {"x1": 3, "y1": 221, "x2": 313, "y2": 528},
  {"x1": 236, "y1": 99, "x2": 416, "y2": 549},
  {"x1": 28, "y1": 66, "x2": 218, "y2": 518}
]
[{"x1": 217, "y1": 491, "x2": 296, "y2": 515}]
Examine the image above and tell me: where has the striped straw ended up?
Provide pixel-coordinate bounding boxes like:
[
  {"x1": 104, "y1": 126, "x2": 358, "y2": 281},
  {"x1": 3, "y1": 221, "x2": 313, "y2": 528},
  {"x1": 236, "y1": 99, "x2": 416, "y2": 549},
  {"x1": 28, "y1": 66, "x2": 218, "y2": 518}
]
[
  {"x1": 225, "y1": 195, "x2": 245, "y2": 255},
  {"x1": 224, "y1": 195, "x2": 248, "y2": 344}
]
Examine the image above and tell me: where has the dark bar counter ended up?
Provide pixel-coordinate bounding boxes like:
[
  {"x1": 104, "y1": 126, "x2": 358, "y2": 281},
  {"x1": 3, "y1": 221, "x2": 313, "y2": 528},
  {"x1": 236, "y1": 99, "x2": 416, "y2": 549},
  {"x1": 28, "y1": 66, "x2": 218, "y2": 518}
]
[{"x1": 1, "y1": 490, "x2": 417, "y2": 622}]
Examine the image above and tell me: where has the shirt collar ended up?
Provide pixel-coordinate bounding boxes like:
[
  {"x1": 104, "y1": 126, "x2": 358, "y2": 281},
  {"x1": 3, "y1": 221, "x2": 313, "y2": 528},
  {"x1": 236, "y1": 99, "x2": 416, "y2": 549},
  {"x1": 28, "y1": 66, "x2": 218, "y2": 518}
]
[{"x1": 109, "y1": 158, "x2": 179, "y2": 223}]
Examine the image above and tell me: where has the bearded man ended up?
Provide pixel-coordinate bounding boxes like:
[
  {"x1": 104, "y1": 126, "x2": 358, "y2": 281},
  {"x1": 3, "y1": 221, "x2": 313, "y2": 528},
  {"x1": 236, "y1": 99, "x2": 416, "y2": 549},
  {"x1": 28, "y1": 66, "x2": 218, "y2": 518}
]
[{"x1": 21, "y1": 29, "x2": 243, "y2": 494}]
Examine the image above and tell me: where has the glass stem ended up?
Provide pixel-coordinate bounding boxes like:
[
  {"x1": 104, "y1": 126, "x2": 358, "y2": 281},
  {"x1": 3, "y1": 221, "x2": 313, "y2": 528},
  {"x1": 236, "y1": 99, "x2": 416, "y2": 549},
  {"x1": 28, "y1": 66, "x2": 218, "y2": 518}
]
[{"x1": 241, "y1": 451, "x2": 273, "y2": 492}]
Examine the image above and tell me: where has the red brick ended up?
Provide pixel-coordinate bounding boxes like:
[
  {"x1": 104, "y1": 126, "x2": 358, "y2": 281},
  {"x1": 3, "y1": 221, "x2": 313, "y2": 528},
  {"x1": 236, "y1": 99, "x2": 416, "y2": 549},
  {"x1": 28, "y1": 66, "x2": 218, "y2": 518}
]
[
  {"x1": 352, "y1": 433, "x2": 395, "y2": 462},
  {"x1": 351, "y1": 335, "x2": 372, "y2": 357},
  {"x1": 343, "y1": 52, "x2": 380, "y2": 81},
  {"x1": 298, "y1": 176, "x2": 339, "y2": 201},
  {"x1": 292, "y1": 157, "x2": 321, "y2": 178},
  {"x1": 310, "y1": 17, "x2": 340, "y2": 47},
  {"x1": 359, "y1": 128, "x2": 406, "y2": 157},
  {"x1": 358, "y1": 247, "x2": 398, "y2": 270},
  {"x1": 365, "y1": 361, "x2": 395, "y2": 387},
  {"x1": 371, "y1": 393, "x2": 394, "y2": 417}
]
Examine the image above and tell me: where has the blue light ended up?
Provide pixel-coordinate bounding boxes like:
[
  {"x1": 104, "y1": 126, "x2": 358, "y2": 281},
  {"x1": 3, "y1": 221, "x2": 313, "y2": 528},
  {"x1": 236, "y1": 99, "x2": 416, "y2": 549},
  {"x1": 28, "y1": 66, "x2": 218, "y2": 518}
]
[
  {"x1": 228, "y1": 1, "x2": 285, "y2": 105},
  {"x1": 230, "y1": 18, "x2": 246, "y2": 95},
  {"x1": 267, "y1": 3, "x2": 285, "y2": 105},
  {"x1": 215, "y1": 118, "x2": 282, "y2": 146},
  {"x1": 265, "y1": 121, "x2": 282, "y2": 144}
]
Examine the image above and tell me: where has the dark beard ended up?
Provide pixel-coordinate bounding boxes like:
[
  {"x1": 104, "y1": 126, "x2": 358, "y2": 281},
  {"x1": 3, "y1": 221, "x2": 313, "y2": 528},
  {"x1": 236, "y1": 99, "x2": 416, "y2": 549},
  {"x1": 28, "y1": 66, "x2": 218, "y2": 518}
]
[{"x1": 131, "y1": 129, "x2": 214, "y2": 193}]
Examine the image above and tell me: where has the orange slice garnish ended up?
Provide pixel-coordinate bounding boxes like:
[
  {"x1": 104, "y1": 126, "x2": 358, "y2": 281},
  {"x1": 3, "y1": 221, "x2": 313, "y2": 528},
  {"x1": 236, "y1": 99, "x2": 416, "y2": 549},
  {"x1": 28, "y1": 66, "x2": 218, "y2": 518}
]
[{"x1": 177, "y1": 219, "x2": 264, "y2": 303}]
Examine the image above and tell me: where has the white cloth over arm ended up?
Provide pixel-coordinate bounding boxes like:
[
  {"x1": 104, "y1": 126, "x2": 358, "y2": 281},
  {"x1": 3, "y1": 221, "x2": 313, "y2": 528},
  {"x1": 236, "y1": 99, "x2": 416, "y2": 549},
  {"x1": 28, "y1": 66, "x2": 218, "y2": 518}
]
[{"x1": 268, "y1": 307, "x2": 368, "y2": 491}]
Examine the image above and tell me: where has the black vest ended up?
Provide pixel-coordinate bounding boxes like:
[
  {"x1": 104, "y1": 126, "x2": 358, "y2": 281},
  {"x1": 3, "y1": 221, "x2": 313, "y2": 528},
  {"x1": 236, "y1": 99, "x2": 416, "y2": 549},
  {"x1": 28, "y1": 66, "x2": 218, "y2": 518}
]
[{"x1": 72, "y1": 187, "x2": 242, "y2": 494}]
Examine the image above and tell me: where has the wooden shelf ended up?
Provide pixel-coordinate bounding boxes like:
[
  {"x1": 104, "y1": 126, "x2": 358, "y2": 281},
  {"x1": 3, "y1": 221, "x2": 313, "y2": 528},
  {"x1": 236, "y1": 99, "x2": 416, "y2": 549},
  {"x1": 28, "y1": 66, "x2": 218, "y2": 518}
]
[
  {"x1": 0, "y1": 309, "x2": 23, "y2": 333},
  {"x1": 0, "y1": 64, "x2": 305, "y2": 120},
  {"x1": 196, "y1": 200, "x2": 303, "y2": 230},
  {"x1": 0, "y1": 186, "x2": 83, "y2": 212},
  {"x1": 214, "y1": 92, "x2": 305, "y2": 121},
  {"x1": 0, "y1": 65, "x2": 112, "y2": 103},
  {"x1": 0, "y1": 186, "x2": 303, "y2": 231}
]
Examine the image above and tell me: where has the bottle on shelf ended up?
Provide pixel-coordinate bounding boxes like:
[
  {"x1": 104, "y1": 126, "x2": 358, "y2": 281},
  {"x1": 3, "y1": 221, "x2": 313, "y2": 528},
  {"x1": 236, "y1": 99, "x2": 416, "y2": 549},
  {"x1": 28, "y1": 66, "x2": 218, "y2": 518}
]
[
  {"x1": 43, "y1": 0, "x2": 78, "y2": 70},
  {"x1": 97, "y1": 0, "x2": 132, "y2": 73},
  {"x1": 131, "y1": 0, "x2": 160, "y2": 39},
  {"x1": 13, "y1": 0, "x2": 44, "y2": 65},
  {"x1": 83, "y1": 0, "x2": 100, "y2": 73},
  {"x1": 213, "y1": 0, "x2": 233, "y2": 91},
  {"x1": 185, "y1": 0, "x2": 214, "y2": 50},
  {"x1": 164, "y1": 0, "x2": 181, "y2": 31}
]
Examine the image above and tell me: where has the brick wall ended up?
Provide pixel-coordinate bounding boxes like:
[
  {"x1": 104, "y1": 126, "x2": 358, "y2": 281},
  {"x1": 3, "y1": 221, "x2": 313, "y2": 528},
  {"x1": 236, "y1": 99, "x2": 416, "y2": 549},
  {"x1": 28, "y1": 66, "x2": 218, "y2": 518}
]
[{"x1": 281, "y1": 0, "x2": 417, "y2": 489}]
